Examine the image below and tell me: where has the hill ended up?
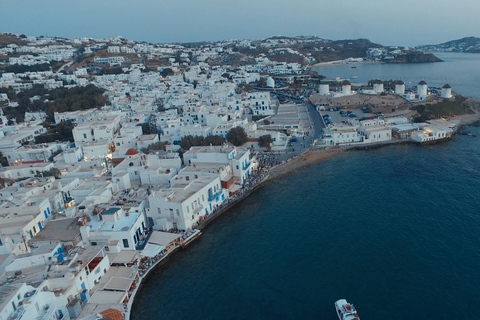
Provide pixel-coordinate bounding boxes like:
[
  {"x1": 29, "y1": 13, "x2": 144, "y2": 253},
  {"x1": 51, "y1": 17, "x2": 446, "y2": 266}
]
[{"x1": 417, "y1": 37, "x2": 480, "y2": 53}]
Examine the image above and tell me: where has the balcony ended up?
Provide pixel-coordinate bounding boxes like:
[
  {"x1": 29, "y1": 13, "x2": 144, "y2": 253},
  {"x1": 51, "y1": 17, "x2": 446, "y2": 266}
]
[
  {"x1": 208, "y1": 190, "x2": 223, "y2": 202},
  {"x1": 242, "y1": 161, "x2": 251, "y2": 171}
]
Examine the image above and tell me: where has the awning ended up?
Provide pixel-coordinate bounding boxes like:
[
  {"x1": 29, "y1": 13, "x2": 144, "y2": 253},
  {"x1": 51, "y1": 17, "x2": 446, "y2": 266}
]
[
  {"x1": 229, "y1": 184, "x2": 242, "y2": 193},
  {"x1": 148, "y1": 231, "x2": 182, "y2": 246},
  {"x1": 108, "y1": 250, "x2": 139, "y2": 264},
  {"x1": 141, "y1": 243, "x2": 165, "y2": 258}
]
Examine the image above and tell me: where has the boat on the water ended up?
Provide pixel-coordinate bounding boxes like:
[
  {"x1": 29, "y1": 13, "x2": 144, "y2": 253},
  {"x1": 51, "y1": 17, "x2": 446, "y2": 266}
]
[{"x1": 335, "y1": 299, "x2": 360, "y2": 320}]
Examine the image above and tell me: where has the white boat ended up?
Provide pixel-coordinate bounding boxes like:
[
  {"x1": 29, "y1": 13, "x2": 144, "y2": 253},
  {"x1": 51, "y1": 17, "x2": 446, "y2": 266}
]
[{"x1": 335, "y1": 299, "x2": 360, "y2": 320}]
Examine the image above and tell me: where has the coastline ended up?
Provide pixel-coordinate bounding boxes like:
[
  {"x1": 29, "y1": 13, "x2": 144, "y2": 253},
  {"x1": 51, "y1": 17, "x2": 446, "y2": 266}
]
[
  {"x1": 127, "y1": 111, "x2": 480, "y2": 319},
  {"x1": 311, "y1": 60, "x2": 381, "y2": 68}
]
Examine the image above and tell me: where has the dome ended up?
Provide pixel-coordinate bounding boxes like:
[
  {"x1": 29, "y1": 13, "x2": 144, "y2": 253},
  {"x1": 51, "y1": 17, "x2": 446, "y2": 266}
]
[
  {"x1": 342, "y1": 80, "x2": 351, "y2": 86},
  {"x1": 125, "y1": 148, "x2": 139, "y2": 156},
  {"x1": 418, "y1": 80, "x2": 427, "y2": 85},
  {"x1": 442, "y1": 84, "x2": 451, "y2": 89}
]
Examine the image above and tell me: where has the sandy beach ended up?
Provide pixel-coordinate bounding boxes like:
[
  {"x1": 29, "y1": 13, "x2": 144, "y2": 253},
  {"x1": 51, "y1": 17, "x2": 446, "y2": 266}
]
[{"x1": 311, "y1": 60, "x2": 381, "y2": 68}]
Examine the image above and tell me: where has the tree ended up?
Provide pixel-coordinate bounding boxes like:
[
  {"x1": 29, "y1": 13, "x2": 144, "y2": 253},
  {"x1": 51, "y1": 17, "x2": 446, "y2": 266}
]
[
  {"x1": 226, "y1": 127, "x2": 248, "y2": 146},
  {"x1": 160, "y1": 68, "x2": 174, "y2": 78},
  {"x1": 258, "y1": 135, "x2": 273, "y2": 150},
  {"x1": 180, "y1": 135, "x2": 226, "y2": 150},
  {"x1": 204, "y1": 135, "x2": 225, "y2": 146},
  {"x1": 42, "y1": 167, "x2": 61, "y2": 179}
]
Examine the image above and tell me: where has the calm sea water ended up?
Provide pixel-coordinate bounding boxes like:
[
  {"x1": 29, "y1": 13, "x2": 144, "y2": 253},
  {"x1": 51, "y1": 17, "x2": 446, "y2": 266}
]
[
  {"x1": 313, "y1": 52, "x2": 480, "y2": 99},
  {"x1": 132, "y1": 54, "x2": 480, "y2": 319}
]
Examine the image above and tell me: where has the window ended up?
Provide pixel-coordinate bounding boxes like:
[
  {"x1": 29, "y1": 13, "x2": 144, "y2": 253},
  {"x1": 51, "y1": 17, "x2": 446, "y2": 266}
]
[
  {"x1": 157, "y1": 208, "x2": 161, "y2": 214},
  {"x1": 176, "y1": 209, "x2": 180, "y2": 216},
  {"x1": 202, "y1": 195, "x2": 204, "y2": 202},
  {"x1": 122, "y1": 239, "x2": 129, "y2": 248},
  {"x1": 83, "y1": 133, "x2": 87, "y2": 139}
]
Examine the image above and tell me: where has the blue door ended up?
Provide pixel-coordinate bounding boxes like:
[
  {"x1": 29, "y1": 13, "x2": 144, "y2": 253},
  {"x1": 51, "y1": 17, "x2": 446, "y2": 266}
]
[
  {"x1": 29, "y1": 230, "x2": 33, "y2": 238},
  {"x1": 38, "y1": 222, "x2": 42, "y2": 230},
  {"x1": 44, "y1": 210, "x2": 47, "y2": 219}
]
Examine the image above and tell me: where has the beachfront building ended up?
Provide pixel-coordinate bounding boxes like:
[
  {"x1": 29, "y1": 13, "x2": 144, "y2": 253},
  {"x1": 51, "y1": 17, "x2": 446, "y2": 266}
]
[
  {"x1": 148, "y1": 175, "x2": 227, "y2": 231},
  {"x1": 357, "y1": 119, "x2": 392, "y2": 143},
  {"x1": 183, "y1": 145, "x2": 255, "y2": 184},
  {"x1": 410, "y1": 119, "x2": 457, "y2": 143},
  {"x1": 80, "y1": 206, "x2": 148, "y2": 251},
  {"x1": 322, "y1": 125, "x2": 363, "y2": 145}
]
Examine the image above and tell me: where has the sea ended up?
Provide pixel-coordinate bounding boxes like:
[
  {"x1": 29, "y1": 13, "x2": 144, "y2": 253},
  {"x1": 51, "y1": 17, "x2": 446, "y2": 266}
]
[{"x1": 132, "y1": 53, "x2": 480, "y2": 319}]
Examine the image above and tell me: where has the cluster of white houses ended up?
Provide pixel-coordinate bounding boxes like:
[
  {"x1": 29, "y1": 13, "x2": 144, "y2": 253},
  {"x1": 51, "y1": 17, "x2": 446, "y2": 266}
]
[
  {"x1": 318, "y1": 80, "x2": 453, "y2": 101},
  {"x1": 0, "y1": 136, "x2": 258, "y2": 319},
  {"x1": 322, "y1": 115, "x2": 458, "y2": 145}
]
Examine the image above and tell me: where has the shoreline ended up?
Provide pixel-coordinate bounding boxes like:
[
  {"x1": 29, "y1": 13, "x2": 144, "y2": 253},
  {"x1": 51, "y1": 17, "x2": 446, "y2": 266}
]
[
  {"x1": 127, "y1": 112, "x2": 480, "y2": 319},
  {"x1": 311, "y1": 60, "x2": 381, "y2": 68}
]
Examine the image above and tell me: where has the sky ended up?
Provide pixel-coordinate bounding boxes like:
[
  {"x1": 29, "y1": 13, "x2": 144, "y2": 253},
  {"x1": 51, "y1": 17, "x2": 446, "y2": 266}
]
[{"x1": 3, "y1": 0, "x2": 479, "y2": 46}]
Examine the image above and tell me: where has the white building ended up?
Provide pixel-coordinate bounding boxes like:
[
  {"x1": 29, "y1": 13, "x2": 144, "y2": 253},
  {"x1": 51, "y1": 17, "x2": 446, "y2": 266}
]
[
  {"x1": 417, "y1": 80, "x2": 428, "y2": 100},
  {"x1": 80, "y1": 206, "x2": 148, "y2": 250},
  {"x1": 341, "y1": 80, "x2": 352, "y2": 96},
  {"x1": 395, "y1": 81, "x2": 405, "y2": 95},
  {"x1": 441, "y1": 84, "x2": 452, "y2": 99},
  {"x1": 148, "y1": 175, "x2": 227, "y2": 231},
  {"x1": 373, "y1": 80, "x2": 384, "y2": 93},
  {"x1": 318, "y1": 84, "x2": 330, "y2": 96},
  {"x1": 0, "y1": 283, "x2": 70, "y2": 320},
  {"x1": 183, "y1": 145, "x2": 255, "y2": 184}
]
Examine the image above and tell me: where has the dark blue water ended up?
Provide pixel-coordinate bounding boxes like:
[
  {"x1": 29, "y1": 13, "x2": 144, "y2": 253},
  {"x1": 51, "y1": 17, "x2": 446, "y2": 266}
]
[
  {"x1": 132, "y1": 54, "x2": 480, "y2": 319},
  {"x1": 313, "y1": 52, "x2": 480, "y2": 99}
]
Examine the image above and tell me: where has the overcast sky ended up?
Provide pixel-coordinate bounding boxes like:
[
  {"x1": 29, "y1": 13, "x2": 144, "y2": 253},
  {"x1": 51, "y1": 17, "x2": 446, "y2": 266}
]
[{"x1": 3, "y1": 0, "x2": 479, "y2": 46}]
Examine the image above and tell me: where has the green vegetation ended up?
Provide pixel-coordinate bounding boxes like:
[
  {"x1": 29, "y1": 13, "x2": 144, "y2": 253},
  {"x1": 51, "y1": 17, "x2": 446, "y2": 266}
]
[
  {"x1": 258, "y1": 135, "x2": 273, "y2": 150},
  {"x1": 3, "y1": 63, "x2": 51, "y2": 73},
  {"x1": 35, "y1": 121, "x2": 74, "y2": 143},
  {"x1": 251, "y1": 115, "x2": 266, "y2": 122},
  {"x1": 41, "y1": 167, "x2": 61, "y2": 179},
  {"x1": 411, "y1": 96, "x2": 471, "y2": 122},
  {"x1": 141, "y1": 141, "x2": 166, "y2": 154},
  {"x1": 226, "y1": 126, "x2": 248, "y2": 146},
  {"x1": 180, "y1": 135, "x2": 226, "y2": 150},
  {"x1": 160, "y1": 68, "x2": 174, "y2": 78},
  {"x1": 1, "y1": 84, "x2": 107, "y2": 122}
]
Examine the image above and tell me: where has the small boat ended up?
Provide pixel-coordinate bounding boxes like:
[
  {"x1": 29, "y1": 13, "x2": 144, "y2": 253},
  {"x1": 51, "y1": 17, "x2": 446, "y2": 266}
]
[
  {"x1": 335, "y1": 299, "x2": 360, "y2": 320},
  {"x1": 351, "y1": 66, "x2": 357, "y2": 68}
]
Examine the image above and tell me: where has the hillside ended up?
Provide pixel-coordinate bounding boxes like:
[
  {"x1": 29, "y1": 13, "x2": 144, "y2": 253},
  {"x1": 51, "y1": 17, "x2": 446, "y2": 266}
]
[
  {"x1": 417, "y1": 37, "x2": 480, "y2": 53},
  {"x1": 200, "y1": 36, "x2": 441, "y2": 66}
]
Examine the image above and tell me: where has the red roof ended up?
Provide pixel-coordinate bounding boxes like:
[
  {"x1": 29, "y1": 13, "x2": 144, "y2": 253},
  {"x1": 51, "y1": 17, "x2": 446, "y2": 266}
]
[
  {"x1": 125, "y1": 148, "x2": 139, "y2": 156},
  {"x1": 100, "y1": 308, "x2": 124, "y2": 320}
]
